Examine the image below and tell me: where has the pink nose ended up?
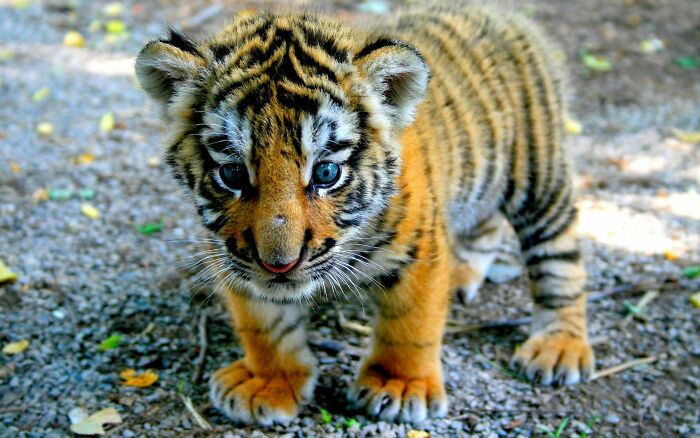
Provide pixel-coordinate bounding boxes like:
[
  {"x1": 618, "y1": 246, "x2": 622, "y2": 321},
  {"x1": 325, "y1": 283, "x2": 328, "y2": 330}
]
[{"x1": 261, "y1": 259, "x2": 299, "y2": 274}]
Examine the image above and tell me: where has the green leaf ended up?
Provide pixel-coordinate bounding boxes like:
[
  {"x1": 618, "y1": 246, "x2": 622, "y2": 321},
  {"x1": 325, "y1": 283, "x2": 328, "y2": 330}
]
[
  {"x1": 32, "y1": 87, "x2": 50, "y2": 102},
  {"x1": 319, "y1": 408, "x2": 332, "y2": 424},
  {"x1": 343, "y1": 418, "x2": 360, "y2": 429},
  {"x1": 683, "y1": 265, "x2": 700, "y2": 279},
  {"x1": 136, "y1": 221, "x2": 163, "y2": 235},
  {"x1": 48, "y1": 188, "x2": 73, "y2": 201},
  {"x1": 675, "y1": 56, "x2": 699, "y2": 70},
  {"x1": 554, "y1": 417, "x2": 570, "y2": 438},
  {"x1": 98, "y1": 333, "x2": 123, "y2": 351},
  {"x1": 582, "y1": 51, "x2": 612, "y2": 71},
  {"x1": 623, "y1": 301, "x2": 640, "y2": 315},
  {"x1": 78, "y1": 188, "x2": 96, "y2": 200}
]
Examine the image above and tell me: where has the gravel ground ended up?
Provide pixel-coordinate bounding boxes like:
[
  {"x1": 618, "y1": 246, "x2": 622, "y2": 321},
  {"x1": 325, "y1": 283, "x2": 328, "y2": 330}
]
[{"x1": 1, "y1": 0, "x2": 699, "y2": 437}]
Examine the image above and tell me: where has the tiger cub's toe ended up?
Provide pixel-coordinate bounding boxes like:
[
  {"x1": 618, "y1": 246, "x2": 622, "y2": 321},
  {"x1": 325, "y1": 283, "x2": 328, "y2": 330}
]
[
  {"x1": 209, "y1": 359, "x2": 313, "y2": 426},
  {"x1": 510, "y1": 332, "x2": 594, "y2": 386}
]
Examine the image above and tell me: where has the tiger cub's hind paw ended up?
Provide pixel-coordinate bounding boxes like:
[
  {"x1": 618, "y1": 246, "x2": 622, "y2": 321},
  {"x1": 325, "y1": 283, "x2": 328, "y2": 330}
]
[
  {"x1": 510, "y1": 332, "x2": 594, "y2": 386},
  {"x1": 348, "y1": 365, "x2": 447, "y2": 423},
  {"x1": 210, "y1": 359, "x2": 313, "y2": 426}
]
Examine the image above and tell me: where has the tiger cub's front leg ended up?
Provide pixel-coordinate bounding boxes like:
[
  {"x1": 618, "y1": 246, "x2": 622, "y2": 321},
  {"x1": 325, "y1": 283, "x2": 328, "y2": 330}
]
[
  {"x1": 210, "y1": 292, "x2": 317, "y2": 426},
  {"x1": 349, "y1": 254, "x2": 451, "y2": 423}
]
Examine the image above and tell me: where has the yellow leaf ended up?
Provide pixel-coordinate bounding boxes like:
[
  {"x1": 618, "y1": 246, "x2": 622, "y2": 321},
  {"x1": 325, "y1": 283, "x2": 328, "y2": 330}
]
[
  {"x1": 36, "y1": 122, "x2": 54, "y2": 137},
  {"x1": 80, "y1": 203, "x2": 101, "y2": 220},
  {"x1": 76, "y1": 152, "x2": 95, "y2": 165},
  {"x1": 564, "y1": 117, "x2": 583, "y2": 135},
  {"x1": 70, "y1": 408, "x2": 123, "y2": 436},
  {"x1": 12, "y1": 0, "x2": 31, "y2": 9},
  {"x1": 103, "y1": 2, "x2": 123, "y2": 17},
  {"x1": 99, "y1": 112, "x2": 115, "y2": 133},
  {"x1": 664, "y1": 250, "x2": 679, "y2": 261},
  {"x1": 120, "y1": 369, "x2": 159, "y2": 387},
  {"x1": 10, "y1": 162, "x2": 20, "y2": 173},
  {"x1": 105, "y1": 20, "x2": 127, "y2": 35},
  {"x1": 64, "y1": 31, "x2": 86, "y2": 48},
  {"x1": 32, "y1": 188, "x2": 49, "y2": 202},
  {"x1": 0, "y1": 259, "x2": 18, "y2": 284},
  {"x1": 147, "y1": 156, "x2": 160, "y2": 167},
  {"x1": 690, "y1": 291, "x2": 700, "y2": 308},
  {"x1": 673, "y1": 129, "x2": 700, "y2": 144},
  {"x1": 3, "y1": 339, "x2": 29, "y2": 355},
  {"x1": 407, "y1": 431, "x2": 430, "y2": 438}
]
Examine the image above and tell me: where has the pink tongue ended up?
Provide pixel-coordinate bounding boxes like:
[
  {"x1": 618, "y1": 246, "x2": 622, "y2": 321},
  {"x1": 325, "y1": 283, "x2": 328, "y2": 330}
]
[{"x1": 262, "y1": 259, "x2": 298, "y2": 274}]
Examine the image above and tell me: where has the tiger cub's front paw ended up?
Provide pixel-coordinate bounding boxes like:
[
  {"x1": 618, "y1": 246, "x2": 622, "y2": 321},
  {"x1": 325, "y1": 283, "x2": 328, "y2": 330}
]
[
  {"x1": 209, "y1": 359, "x2": 315, "y2": 426},
  {"x1": 510, "y1": 331, "x2": 595, "y2": 386},
  {"x1": 348, "y1": 364, "x2": 447, "y2": 423}
]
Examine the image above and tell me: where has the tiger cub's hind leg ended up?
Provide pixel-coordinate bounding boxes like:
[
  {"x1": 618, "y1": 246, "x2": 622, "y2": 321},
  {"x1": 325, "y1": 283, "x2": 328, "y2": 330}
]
[{"x1": 452, "y1": 214, "x2": 506, "y2": 303}]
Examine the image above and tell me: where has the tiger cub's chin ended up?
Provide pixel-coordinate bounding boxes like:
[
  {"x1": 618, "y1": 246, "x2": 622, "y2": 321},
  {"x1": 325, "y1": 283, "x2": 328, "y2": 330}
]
[{"x1": 137, "y1": 4, "x2": 593, "y2": 426}]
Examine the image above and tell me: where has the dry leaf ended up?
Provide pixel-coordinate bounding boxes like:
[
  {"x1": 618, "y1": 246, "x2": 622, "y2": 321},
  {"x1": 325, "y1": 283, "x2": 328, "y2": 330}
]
[
  {"x1": 690, "y1": 291, "x2": 700, "y2": 308},
  {"x1": 32, "y1": 188, "x2": 49, "y2": 202},
  {"x1": 407, "y1": 431, "x2": 430, "y2": 438},
  {"x1": 9, "y1": 162, "x2": 20, "y2": 173},
  {"x1": 3, "y1": 339, "x2": 29, "y2": 355},
  {"x1": 75, "y1": 152, "x2": 95, "y2": 165},
  {"x1": 99, "y1": 112, "x2": 115, "y2": 133},
  {"x1": 672, "y1": 129, "x2": 700, "y2": 144},
  {"x1": 663, "y1": 250, "x2": 679, "y2": 261},
  {"x1": 120, "y1": 369, "x2": 159, "y2": 387},
  {"x1": 64, "y1": 31, "x2": 86, "y2": 48},
  {"x1": 564, "y1": 117, "x2": 583, "y2": 135},
  {"x1": 80, "y1": 203, "x2": 101, "y2": 220},
  {"x1": 36, "y1": 122, "x2": 54, "y2": 137},
  {"x1": 0, "y1": 259, "x2": 19, "y2": 284},
  {"x1": 70, "y1": 408, "x2": 123, "y2": 436}
]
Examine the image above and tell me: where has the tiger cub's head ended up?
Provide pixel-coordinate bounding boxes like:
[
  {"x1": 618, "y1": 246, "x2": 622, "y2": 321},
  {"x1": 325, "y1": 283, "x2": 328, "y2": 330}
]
[{"x1": 135, "y1": 12, "x2": 429, "y2": 301}]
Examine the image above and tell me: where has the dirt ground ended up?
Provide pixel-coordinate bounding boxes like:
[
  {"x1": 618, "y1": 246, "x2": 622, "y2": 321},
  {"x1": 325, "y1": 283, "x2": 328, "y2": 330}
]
[{"x1": 1, "y1": 0, "x2": 699, "y2": 437}]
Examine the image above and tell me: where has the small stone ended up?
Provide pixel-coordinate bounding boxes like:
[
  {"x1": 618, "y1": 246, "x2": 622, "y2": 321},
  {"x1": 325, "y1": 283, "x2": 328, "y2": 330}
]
[{"x1": 607, "y1": 414, "x2": 621, "y2": 424}]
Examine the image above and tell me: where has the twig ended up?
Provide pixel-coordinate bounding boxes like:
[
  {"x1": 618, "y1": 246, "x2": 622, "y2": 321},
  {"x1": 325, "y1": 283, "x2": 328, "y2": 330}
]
[
  {"x1": 191, "y1": 311, "x2": 208, "y2": 384},
  {"x1": 180, "y1": 394, "x2": 213, "y2": 430},
  {"x1": 336, "y1": 304, "x2": 373, "y2": 336},
  {"x1": 444, "y1": 317, "x2": 532, "y2": 334},
  {"x1": 591, "y1": 356, "x2": 657, "y2": 381},
  {"x1": 620, "y1": 289, "x2": 659, "y2": 327},
  {"x1": 180, "y1": 4, "x2": 225, "y2": 29}
]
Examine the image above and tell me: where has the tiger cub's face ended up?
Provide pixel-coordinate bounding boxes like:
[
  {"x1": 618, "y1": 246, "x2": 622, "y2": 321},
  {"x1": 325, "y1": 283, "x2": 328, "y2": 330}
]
[{"x1": 135, "y1": 14, "x2": 429, "y2": 301}]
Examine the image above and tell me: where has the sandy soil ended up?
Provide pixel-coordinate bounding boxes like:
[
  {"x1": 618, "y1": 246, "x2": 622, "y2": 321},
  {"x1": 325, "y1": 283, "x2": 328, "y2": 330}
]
[{"x1": 1, "y1": 0, "x2": 699, "y2": 436}]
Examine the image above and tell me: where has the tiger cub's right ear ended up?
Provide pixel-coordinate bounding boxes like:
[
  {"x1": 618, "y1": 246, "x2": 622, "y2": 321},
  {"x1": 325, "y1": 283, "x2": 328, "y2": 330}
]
[{"x1": 135, "y1": 29, "x2": 206, "y2": 105}]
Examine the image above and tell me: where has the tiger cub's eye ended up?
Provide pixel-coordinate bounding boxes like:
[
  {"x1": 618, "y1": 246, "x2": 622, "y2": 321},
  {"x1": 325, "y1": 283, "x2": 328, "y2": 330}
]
[
  {"x1": 218, "y1": 163, "x2": 248, "y2": 191},
  {"x1": 312, "y1": 162, "x2": 341, "y2": 188}
]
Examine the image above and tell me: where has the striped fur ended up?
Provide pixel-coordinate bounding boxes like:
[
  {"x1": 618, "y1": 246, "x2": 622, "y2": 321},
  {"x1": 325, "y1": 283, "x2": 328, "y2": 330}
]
[{"x1": 136, "y1": 5, "x2": 593, "y2": 425}]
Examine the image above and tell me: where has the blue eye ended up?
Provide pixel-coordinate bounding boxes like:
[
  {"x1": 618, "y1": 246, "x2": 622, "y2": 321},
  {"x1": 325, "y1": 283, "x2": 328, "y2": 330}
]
[
  {"x1": 312, "y1": 162, "x2": 341, "y2": 188},
  {"x1": 218, "y1": 163, "x2": 248, "y2": 191}
]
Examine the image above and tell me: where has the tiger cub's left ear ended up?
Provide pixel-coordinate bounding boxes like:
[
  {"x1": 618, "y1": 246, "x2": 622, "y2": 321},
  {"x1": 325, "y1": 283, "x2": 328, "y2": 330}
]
[
  {"x1": 354, "y1": 37, "x2": 430, "y2": 130},
  {"x1": 135, "y1": 29, "x2": 206, "y2": 105}
]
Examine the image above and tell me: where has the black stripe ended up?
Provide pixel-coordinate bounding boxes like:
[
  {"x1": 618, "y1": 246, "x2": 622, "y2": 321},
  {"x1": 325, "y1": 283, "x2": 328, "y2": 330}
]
[
  {"x1": 355, "y1": 36, "x2": 425, "y2": 63},
  {"x1": 525, "y1": 250, "x2": 580, "y2": 266},
  {"x1": 308, "y1": 237, "x2": 336, "y2": 262},
  {"x1": 161, "y1": 28, "x2": 199, "y2": 56},
  {"x1": 520, "y1": 207, "x2": 577, "y2": 252},
  {"x1": 271, "y1": 316, "x2": 305, "y2": 346}
]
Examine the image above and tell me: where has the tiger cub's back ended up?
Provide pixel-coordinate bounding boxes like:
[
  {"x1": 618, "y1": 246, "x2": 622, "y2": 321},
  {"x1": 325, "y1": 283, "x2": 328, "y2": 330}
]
[{"x1": 385, "y1": 6, "x2": 568, "y2": 230}]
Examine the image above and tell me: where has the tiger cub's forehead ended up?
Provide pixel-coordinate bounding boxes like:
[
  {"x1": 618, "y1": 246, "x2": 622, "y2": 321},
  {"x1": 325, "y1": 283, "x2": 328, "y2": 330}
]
[{"x1": 203, "y1": 98, "x2": 360, "y2": 167}]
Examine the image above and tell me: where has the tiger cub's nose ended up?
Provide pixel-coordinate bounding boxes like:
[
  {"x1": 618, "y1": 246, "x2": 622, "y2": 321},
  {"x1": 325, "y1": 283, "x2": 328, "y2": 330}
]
[{"x1": 261, "y1": 258, "x2": 299, "y2": 274}]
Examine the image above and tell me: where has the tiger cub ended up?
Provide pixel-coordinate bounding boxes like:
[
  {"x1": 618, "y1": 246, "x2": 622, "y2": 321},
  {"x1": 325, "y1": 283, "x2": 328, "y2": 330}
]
[{"x1": 136, "y1": 5, "x2": 594, "y2": 425}]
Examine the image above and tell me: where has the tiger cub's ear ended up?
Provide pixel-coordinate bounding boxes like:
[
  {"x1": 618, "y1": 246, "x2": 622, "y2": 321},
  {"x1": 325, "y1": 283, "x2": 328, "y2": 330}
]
[
  {"x1": 135, "y1": 29, "x2": 206, "y2": 105},
  {"x1": 354, "y1": 37, "x2": 430, "y2": 130}
]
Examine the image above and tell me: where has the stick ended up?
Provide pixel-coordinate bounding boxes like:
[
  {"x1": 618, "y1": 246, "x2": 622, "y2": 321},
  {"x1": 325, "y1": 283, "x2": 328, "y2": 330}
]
[
  {"x1": 336, "y1": 305, "x2": 373, "y2": 336},
  {"x1": 181, "y1": 4, "x2": 224, "y2": 29},
  {"x1": 591, "y1": 356, "x2": 657, "y2": 380},
  {"x1": 191, "y1": 311, "x2": 208, "y2": 384},
  {"x1": 620, "y1": 290, "x2": 659, "y2": 328},
  {"x1": 180, "y1": 395, "x2": 213, "y2": 430}
]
